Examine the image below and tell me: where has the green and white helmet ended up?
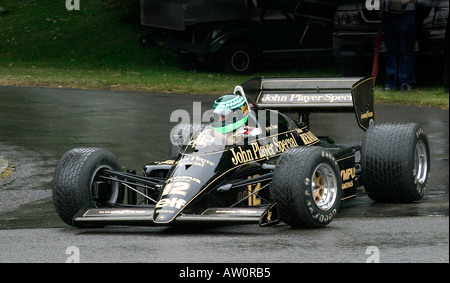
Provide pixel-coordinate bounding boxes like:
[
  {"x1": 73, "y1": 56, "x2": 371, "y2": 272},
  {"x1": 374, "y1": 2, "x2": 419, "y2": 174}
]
[{"x1": 212, "y1": 94, "x2": 249, "y2": 134}]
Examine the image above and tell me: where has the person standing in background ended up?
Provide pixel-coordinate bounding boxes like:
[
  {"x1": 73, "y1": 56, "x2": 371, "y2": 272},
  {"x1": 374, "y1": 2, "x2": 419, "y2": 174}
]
[{"x1": 381, "y1": 0, "x2": 417, "y2": 91}]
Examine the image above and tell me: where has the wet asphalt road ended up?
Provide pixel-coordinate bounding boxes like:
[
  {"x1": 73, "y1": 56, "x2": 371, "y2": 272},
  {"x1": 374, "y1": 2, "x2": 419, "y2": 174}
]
[{"x1": 0, "y1": 86, "x2": 448, "y2": 263}]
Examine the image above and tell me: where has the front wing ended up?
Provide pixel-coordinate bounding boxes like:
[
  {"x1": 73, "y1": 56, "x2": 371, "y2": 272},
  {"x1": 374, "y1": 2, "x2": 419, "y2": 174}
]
[{"x1": 73, "y1": 202, "x2": 280, "y2": 227}]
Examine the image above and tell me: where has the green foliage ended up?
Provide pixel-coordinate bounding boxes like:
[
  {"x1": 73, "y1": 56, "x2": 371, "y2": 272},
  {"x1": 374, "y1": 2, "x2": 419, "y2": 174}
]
[
  {"x1": 0, "y1": 0, "x2": 166, "y2": 69},
  {"x1": 0, "y1": 0, "x2": 447, "y2": 108}
]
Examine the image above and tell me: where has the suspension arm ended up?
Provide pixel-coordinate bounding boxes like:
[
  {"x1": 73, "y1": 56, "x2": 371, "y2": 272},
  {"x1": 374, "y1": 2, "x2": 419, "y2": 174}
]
[{"x1": 101, "y1": 169, "x2": 162, "y2": 188}]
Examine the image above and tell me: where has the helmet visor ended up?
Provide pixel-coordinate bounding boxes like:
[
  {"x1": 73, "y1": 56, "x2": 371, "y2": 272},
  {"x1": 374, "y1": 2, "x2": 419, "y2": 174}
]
[{"x1": 211, "y1": 95, "x2": 249, "y2": 134}]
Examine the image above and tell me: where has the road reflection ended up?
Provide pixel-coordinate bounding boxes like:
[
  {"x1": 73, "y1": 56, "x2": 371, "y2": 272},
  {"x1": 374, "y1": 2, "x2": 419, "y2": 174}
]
[{"x1": 0, "y1": 86, "x2": 448, "y2": 229}]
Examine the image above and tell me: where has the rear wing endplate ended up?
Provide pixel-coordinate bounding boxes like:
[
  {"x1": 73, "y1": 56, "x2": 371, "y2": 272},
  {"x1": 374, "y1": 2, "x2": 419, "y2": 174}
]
[{"x1": 237, "y1": 77, "x2": 374, "y2": 131}]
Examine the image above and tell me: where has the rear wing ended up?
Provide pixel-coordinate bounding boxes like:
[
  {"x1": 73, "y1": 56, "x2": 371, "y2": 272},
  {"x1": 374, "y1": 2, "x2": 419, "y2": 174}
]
[{"x1": 237, "y1": 77, "x2": 374, "y2": 131}]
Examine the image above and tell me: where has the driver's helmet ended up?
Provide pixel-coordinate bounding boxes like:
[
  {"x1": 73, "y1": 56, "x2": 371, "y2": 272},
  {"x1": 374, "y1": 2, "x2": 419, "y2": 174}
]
[{"x1": 212, "y1": 94, "x2": 249, "y2": 134}]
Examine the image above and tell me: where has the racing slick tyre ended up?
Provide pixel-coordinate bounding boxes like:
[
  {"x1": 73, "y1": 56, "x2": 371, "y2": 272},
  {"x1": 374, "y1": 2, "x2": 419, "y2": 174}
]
[
  {"x1": 271, "y1": 147, "x2": 342, "y2": 228},
  {"x1": 361, "y1": 123, "x2": 430, "y2": 202},
  {"x1": 52, "y1": 148, "x2": 124, "y2": 227}
]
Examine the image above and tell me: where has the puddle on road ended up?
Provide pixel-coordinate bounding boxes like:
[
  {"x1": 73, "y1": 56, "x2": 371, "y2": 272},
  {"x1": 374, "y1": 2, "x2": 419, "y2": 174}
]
[
  {"x1": 0, "y1": 142, "x2": 58, "y2": 227},
  {"x1": 0, "y1": 87, "x2": 448, "y2": 229},
  {"x1": 1, "y1": 189, "x2": 446, "y2": 230},
  {"x1": 0, "y1": 197, "x2": 65, "y2": 229},
  {"x1": 338, "y1": 189, "x2": 449, "y2": 219}
]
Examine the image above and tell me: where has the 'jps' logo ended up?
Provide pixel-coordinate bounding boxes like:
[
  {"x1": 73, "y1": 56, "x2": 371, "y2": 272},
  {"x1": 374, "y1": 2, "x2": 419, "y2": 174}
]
[
  {"x1": 365, "y1": 0, "x2": 381, "y2": 10},
  {"x1": 66, "y1": 0, "x2": 80, "y2": 11}
]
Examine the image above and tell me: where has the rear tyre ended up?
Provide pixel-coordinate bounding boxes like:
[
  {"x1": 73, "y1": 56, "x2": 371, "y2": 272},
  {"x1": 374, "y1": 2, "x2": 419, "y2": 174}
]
[
  {"x1": 361, "y1": 123, "x2": 430, "y2": 202},
  {"x1": 271, "y1": 147, "x2": 342, "y2": 228},
  {"x1": 52, "y1": 148, "x2": 124, "y2": 227}
]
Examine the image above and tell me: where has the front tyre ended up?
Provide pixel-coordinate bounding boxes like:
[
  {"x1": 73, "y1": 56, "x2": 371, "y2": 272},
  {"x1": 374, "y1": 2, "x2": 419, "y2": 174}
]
[
  {"x1": 52, "y1": 148, "x2": 124, "y2": 227},
  {"x1": 271, "y1": 147, "x2": 342, "y2": 228},
  {"x1": 361, "y1": 123, "x2": 430, "y2": 202}
]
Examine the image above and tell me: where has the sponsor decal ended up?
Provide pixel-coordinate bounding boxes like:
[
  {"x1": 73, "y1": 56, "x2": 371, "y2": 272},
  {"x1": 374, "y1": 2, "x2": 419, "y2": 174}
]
[
  {"x1": 230, "y1": 132, "x2": 303, "y2": 165},
  {"x1": 176, "y1": 155, "x2": 216, "y2": 167},
  {"x1": 213, "y1": 209, "x2": 260, "y2": 214},
  {"x1": 360, "y1": 110, "x2": 374, "y2": 120},
  {"x1": 259, "y1": 202, "x2": 280, "y2": 227},
  {"x1": 260, "y1": 93, "x2": 352, "y2": 104},
  {"x1": 299, "y1": 131, "x2": 319, "y2": 145},
  {"x1": 153, "y1": 159, "x2": 175, "y2": 165},
  {"x1": 155, "y1": 197, "x2": 187, "y2": 210},
  {"x1": 155, "y1": 182, "x2": 191, "y2": 212},
  {"x1": 166, "y1": 176, "x2": 201, "y2": 184},
  {"x1": 97, "y1": 210, "x2": 149, "y2": 215},
  {"x1": 340, "y1": 167, "x2": 356, "y2": 190},
  {"x1": 161, "y1": 182, "x2": 191, "y2": 197},
  {"x1": 84, "y1": 209, "x2": 153, "y2": 217}
]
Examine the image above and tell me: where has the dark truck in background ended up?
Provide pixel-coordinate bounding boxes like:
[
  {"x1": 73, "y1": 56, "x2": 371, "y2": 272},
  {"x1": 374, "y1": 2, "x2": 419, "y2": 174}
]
[
  {"x1": 139, "y1": 0, "x2": 337, "y2": 74},
  {"x1": 333, "y1": 0, "x2": 449, "y2": 77}
]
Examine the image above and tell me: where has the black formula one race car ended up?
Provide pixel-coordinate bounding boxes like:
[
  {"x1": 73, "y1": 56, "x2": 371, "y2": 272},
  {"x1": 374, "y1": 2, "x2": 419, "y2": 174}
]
[{"x1": 52, "y1": 77, "x2": 430, "y2": 229}]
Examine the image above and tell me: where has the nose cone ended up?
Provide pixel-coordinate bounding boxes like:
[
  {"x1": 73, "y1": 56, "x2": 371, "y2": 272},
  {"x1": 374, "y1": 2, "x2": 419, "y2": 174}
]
[
  {"x1": 152, "y1": 128, "x2": 237, "y2": 225},
  {"x1": 153, "y1": 181, "x2": 193, "y2": 224}
]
